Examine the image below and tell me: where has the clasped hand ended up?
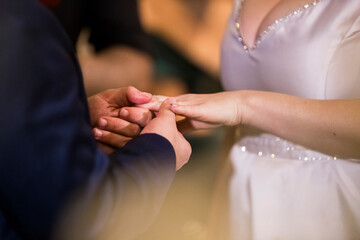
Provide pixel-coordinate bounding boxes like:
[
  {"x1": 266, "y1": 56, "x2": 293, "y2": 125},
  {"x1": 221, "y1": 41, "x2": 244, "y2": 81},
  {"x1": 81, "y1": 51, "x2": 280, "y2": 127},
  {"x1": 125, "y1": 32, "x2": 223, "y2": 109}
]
[
  {"x1": 88, "y1": 87, "x2": 242, "y2": 170},
  {"x1": 88, "y1": 86, "x2": 192, "y2": 170}
]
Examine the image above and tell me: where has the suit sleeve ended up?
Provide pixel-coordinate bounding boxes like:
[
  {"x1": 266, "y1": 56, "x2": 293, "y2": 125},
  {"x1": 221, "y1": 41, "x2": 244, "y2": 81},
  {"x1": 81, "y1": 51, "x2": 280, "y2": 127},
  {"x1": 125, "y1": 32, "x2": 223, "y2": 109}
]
[{"x1": 0, "y1": 1, "x2": 175, "y2": 240}]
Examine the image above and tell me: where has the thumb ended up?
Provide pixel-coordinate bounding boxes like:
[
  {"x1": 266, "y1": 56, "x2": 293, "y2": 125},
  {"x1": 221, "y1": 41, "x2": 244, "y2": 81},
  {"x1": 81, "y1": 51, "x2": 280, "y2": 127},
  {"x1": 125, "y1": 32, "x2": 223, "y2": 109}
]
[
  {"x1": 126, "y1": 86, "x2": 153, "y2": 105},
  {"x1": 140, "y1": 98, "x2": 177, "y2": 136},
  {"x1": 136, "y1": 95, "x2": 169, "y2": 111},
  {"x1": 157, "y1": 98, "x2": 177, "y2": 120}
]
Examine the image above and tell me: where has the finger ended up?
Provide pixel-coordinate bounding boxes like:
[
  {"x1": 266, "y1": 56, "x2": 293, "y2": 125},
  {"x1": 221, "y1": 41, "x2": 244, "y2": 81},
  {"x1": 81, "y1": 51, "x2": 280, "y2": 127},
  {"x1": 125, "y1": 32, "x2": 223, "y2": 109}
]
[
  {"x1": 176, "y1": 118, "x2": 220, "y2": 132},
  {"x1": 103, "y1": 87, "x2": 152, "y2": 107},
  {"x1": 170, "y1": 103, "x2": 200, "y2": 119},
  {"x1": 157, "y1": 98, "x2": 176, "y2": 120},
  {"x1": 118, "y1": 107, "x2": 153, "y2": 127},
  {"x1": 97, "y1": 117, "x2": 141, "y2": 137},
  {"x1": 93, "y1": 128, "x2": 132, "y2": 148},
  {"x1": 126, "y1": 86, "x2": 153, "y2": 105},
  {"x1": 136, "y1": 95, "x2": 168, "y2": 111},
  {"x1": 140, "y1": 98, "x2": 177, "y2": 136}
]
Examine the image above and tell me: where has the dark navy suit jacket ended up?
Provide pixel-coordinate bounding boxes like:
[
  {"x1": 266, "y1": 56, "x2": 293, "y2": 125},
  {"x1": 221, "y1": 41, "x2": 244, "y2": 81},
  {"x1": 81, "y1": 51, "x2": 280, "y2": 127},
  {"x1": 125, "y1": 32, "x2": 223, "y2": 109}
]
[{"x1": 0, "y1": 0, "x2": 176, "y2": 239}]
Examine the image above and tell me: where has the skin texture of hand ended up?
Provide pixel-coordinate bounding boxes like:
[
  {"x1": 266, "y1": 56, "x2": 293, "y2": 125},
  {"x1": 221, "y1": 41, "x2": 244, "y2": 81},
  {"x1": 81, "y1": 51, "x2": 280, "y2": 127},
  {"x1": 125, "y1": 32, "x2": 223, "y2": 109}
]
[
  {"x1": 141, "y1": 98, "x2": 192, "y2": 171},
  {"x1": 138, "y1": 92, "x2": 243, "y2": 133},
  {"x1": 87, "y1": 86, "x2": 153, "y2": 154}
]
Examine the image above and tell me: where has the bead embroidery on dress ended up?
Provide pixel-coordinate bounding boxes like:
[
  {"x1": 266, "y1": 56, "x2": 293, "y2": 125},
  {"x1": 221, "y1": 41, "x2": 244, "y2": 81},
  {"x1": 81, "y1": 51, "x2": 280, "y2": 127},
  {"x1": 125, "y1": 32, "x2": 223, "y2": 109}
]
[
  {"x1": 234, "y1": 0, "x2": 323, "y2": 53},
  {"x1": 233, "y1": 126, "x2": 341, "y2": 162}
]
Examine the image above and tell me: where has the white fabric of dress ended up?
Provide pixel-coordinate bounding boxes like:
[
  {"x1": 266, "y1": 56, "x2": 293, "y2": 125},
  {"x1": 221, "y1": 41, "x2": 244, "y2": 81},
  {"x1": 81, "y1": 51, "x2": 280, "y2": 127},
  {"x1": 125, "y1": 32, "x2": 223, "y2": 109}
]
[{"x1": 220, "y1": 0, "x2": 360, "y2": 239}]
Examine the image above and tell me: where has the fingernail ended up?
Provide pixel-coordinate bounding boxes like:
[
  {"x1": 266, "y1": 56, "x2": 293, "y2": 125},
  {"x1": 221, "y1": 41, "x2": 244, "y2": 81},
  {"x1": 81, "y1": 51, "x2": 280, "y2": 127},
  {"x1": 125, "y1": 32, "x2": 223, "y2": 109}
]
[
  {"x1": 120, "y1": 108, "x2": 129, "y2": 117},
  {"x1": 94, "y1": 128, "x2": 102, "y2": 139},
  {"x1": 99, "y1": 118, "x2": 107, "y2": 128}
]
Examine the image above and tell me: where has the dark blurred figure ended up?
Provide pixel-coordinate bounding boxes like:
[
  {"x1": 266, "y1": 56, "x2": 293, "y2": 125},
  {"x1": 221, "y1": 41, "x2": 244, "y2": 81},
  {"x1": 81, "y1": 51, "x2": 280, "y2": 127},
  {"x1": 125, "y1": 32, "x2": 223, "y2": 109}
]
[
  {"x1": 0, "y1": 0, "x2": 191, "y2": 239},
  {"x1": 40, "y1": 0, "x2": 154, "y2": 95}
]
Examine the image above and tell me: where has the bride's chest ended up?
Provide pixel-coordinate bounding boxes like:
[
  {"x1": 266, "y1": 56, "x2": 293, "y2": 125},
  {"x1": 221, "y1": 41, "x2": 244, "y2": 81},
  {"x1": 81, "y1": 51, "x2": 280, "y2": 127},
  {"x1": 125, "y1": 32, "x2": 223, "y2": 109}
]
[
  {"x1": 238, "y1": 0, "x2": 317, "y2": 48},
  {"x1": 221, "y1": 0, "x2": 360, "y2": 100}
]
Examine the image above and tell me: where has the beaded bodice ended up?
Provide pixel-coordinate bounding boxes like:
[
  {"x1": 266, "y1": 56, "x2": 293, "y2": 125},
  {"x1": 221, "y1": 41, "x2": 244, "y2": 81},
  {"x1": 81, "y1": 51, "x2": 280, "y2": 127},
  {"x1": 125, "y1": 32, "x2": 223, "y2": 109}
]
[
  {"x1": 221, "y1": 0, "x2": 360, "y2": 160},
  {"x1": 234, "y1": 126, "x2": 340, "y2": 161},
  {"x1": 234, "y1": 0, "x2": 322, "y2": 52},
  {"x1": 222, "y1": 0, "x2": 360, "y2": 98}
]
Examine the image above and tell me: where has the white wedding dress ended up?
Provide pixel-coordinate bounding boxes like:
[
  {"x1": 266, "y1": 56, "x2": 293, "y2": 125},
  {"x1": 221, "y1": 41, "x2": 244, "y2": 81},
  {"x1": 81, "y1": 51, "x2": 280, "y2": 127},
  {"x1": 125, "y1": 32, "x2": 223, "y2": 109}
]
[{"x1": 220, "y1": 0, "x2": 360, "y2": 239}]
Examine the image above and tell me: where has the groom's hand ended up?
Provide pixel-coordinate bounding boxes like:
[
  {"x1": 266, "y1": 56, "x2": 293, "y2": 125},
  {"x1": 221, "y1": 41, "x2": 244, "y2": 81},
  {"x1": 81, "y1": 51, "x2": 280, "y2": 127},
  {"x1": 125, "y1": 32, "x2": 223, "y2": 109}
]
[
  {"x1": 87, "y1": 86, "x2": 154, "y2": 153},
  {"x1": 92, "y1": 96, "x2": 192, "y2": 170},
  {"x1": 141, "y1": 98, "x2": 192, "y2": 170},
  {"x1": 87, "y1": 86, "x2": 153, "y2": 126}
]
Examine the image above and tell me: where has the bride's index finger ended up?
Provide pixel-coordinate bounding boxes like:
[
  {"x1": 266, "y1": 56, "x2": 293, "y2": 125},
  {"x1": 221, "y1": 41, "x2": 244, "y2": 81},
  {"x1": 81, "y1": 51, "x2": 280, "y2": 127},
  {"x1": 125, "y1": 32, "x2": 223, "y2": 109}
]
[{"x1": 136, "y1": 95, "x2": 168, "y2": 111}]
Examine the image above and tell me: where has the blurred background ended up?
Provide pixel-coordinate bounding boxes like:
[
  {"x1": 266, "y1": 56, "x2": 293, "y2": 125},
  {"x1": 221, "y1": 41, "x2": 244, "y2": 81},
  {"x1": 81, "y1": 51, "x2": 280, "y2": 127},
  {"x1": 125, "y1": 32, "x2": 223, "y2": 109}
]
[
  {"x1": 134, "y1": 1, "x2": 233, "y2": 239},
  {"x1": 139, "y1": 0, "x2": 232, "y2": 96}
]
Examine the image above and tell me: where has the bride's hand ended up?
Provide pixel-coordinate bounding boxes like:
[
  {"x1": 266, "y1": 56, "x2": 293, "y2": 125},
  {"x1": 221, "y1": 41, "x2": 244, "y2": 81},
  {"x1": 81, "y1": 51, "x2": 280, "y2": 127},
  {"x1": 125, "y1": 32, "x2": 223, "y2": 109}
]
[
  {"x1": 139, "y1": 91, "x2": 243, "y2": 133},
  {"x1": 171, "y1": 91, "x2": 243, "y2": 132}
]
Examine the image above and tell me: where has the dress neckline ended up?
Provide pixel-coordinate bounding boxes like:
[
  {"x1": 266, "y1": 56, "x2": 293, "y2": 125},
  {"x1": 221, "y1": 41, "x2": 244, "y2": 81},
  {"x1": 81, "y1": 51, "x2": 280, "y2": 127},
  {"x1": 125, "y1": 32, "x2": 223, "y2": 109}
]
[{"x1": 234, "y1": 0, "x2": 323, "y2": 53}]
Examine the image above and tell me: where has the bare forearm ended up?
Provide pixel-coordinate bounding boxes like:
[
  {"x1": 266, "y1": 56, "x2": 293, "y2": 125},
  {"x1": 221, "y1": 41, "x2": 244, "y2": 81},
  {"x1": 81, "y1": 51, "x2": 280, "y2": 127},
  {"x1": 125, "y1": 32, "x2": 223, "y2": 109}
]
[{"x1": 240, "y1": 90, "x2": 360, "y2": 159}]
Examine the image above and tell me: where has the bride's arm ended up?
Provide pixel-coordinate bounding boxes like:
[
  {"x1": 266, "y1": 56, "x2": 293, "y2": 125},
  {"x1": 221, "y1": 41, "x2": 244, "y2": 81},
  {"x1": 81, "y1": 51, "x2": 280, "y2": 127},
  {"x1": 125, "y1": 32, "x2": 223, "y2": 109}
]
[
  {"x1": 170, "y1": 90, "x2": 360, "y2": 159},
  {"x1": 240, "y1": 91, "x2": 360, "y2": 159}
]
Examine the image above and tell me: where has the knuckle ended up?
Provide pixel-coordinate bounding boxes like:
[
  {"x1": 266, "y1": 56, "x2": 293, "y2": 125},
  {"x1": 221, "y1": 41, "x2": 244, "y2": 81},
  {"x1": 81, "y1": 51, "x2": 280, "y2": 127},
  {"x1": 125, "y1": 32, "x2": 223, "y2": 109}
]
[
  {"x1": 130, "y1": 124, "x2": 141, "y2": 135},
  {"x1": 114, "y1": 120, "x2": 125, "y2": 130},
  {"x1": 144, "y1": 111, "x2": 153, "y2": 123},
  {"x1": 109, "y1": 118, "x2": 127, "y2": 131},
  {"x1": 126, "y1": 86, "x2": 133, "y2": 94}
]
